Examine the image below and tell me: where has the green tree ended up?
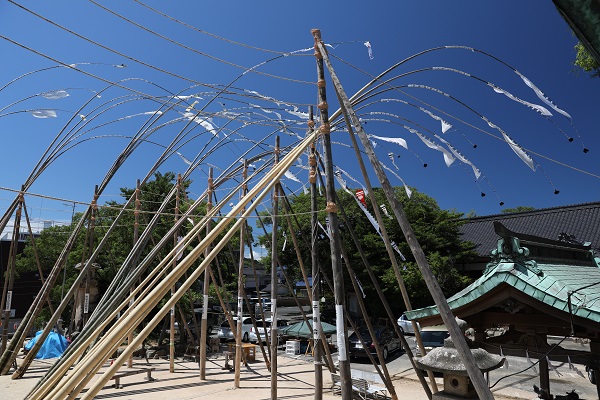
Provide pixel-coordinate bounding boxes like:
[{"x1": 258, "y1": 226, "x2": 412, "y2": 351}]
[
  {"x1": 258, "y1": 186, "x2": 476, "y2": 317},
  {"x1": 574, "y1": 42, "x2": 600, "y2": 77},
  {"x1": 15, "y1": 171, "x2": 218, "y2": 330},
  {"x1": 501, "y1": 206, "x2": 535, "y2": 214}
]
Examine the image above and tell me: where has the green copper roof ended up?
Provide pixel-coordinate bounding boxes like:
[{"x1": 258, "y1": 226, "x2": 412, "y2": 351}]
[
  {"x1": 406, "y1": 260, "x2": 600, "y2": 323},
  {"x1": 406, "y1": 223, "x2": 600, "y2": 324}
]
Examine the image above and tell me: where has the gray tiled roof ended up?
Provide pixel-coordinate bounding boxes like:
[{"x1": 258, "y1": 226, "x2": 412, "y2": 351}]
[{"x1": 460, "y1": 202, "x2": 600, "y2": 257}]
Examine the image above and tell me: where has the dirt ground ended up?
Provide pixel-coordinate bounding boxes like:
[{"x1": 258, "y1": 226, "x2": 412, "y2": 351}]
[{"x1": 1, "y1": 350, "x2": 540, "y2": 400}]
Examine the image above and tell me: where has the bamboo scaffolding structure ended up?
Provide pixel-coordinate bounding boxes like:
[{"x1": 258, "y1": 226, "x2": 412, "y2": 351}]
[
  {"x1": 31, "y1": 129, "x2": 317, "y2": 400},
  {"x1": 27, "y1": 174, "x2": 249, "y2": 400},
  {"x1": 315, "y1": 36, "x2": 495, "y2": 400},
  {"x1": 311, "y1": 29, "x2": 352, "y2": 399}
]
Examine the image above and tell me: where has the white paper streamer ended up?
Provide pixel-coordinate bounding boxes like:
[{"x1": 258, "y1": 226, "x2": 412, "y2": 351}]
[
  {"x1": 271, "y1": 298, "x2": 277, "y2": 328},
  {"x1": 369, "y1": 134, "x2": 408, "y2": 149},
  {"x1": 488, "y1": 84, "x2": 552, "y2": 117},
  {"x1": 284, "y1": 170, "x2": 301, "y2": 183},
  {"x1": 526, "y1": 350, "x2": 537, "y2": 373},
  {"x1": 30, "y1": 109, "x2": 57, "y2": 118},
  {"x1": 202, "y1": 295, "x2": 209, "y2": 320},
  {"x1": 41, "y1": 89, "x2": 69, "y2": 100},
  {"x1": 419, "y1": 107, "x2": 453, "y2": 133},
  {"x1": 484, "y1": 118, "x2": 536, "y2": 171},
  {"x1": 500, "y1": 347, "x2": 509, "y2": 368},
  {"x1": 411, "y1": 128, "x2": 455, "y2": 167},
  {"x1": 547, "y1": 356, "x2": 562, "y2": 377},
  {"x1": 312, "y1": 301, "x2": 321, "y2": 341},
  {"x1": 364, "y1": 41, "x2": 374, "y2": 60},
  {"x1": 516, "y1": 71, "x2": 572, "y2": 121},
  {"x1": 336, "y1": 304, "x2": 347, "y2": 361}
]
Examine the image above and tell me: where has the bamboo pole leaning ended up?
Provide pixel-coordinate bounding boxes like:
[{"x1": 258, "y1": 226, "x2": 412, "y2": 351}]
[
  {"x1": 27, "y1": 175, "x2": 247, "y2": 400},
  {"x1": 31, "y1": 129, "x2": 318, "y2": 400},
  {"x1": 315, "y1": 35, "x2": 495, "y2": 400}
]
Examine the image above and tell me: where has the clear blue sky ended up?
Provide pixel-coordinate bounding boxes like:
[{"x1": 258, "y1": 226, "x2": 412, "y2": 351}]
[{"x1": 0, "y1": 1, "x2": 599, "y2": 237}]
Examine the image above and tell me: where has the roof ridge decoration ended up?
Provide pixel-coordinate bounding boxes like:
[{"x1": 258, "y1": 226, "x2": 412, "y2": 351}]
[{"x1": 485, "y1": 222, "x2": 541, "y2": 276}]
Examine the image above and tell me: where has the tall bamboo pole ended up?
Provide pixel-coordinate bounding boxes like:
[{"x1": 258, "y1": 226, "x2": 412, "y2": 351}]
[
  {"x1": 270, "y1": 136, "x2": 280, "y2": 400},
  {"x1": 128, "y1": 179, "x2": 141, "y2": 368},
  {"x1": 200, "y1": 168, "x2": 213, "y2": 379},
  {"x1": 314, "y1": 36, "x2": 494, "y2": 400},
  {"x1": 333, "y1": 90, "x2": 438, "y2": 395},
  {"x1": 309, "y1": 116, "x2": 324, "y2": 400},
  {"x1": 170, "y1": 175, "x2": 182, "y2": 373},
  {"x1": 0, "y1": 192, "x2": 23, "y2": 354},
  {"x1": 234, "y1": 160, "x2": 248, "y2": 388},
  {"x1": 311, "y1": 29, "x2": 351, "y2": 399}
]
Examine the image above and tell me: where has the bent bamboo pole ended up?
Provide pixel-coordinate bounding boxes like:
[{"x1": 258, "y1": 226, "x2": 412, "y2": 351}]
[{"x1": 41, "y1": 130, "x2": 317, "y2": 400}]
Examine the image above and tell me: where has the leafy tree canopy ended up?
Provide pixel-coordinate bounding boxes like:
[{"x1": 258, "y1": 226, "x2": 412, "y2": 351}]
[
  {"x1": 258, "y1": 186, "x2": 476, "y2": 316},
  {"x1": 574, "y1": 42, "x2": 600, "y2": 77},
  {"x1": 501, "y1": 206, "x2": 535, "y2": 214}
]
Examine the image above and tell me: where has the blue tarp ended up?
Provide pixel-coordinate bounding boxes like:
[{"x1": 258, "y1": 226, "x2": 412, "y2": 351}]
[{"x1": 24, "y1": 330, "x2": 68, "y2": 359}]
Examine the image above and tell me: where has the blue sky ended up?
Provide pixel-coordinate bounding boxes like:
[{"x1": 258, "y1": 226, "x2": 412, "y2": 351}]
[{"x1": 0, "y1": 1, "x2": 599, "y2": 240}]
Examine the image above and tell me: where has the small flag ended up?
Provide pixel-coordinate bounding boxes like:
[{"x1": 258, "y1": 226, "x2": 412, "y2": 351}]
[{"x1": 356, "y1": 189, "x2": 366, "y2": 207}]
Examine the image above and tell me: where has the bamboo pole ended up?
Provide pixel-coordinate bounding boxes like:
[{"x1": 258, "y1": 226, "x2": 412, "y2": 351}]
[
  {"x1": 331, "y1": 91, "x2": 438, "y2": 395},
  {"x1": 270, "y1": 136, "x2": 280, "y2": 400},
  {"x1": 311, "y1": 29, "x2": 352, "y2": 399},
  {"x1": 22, "y1": 199, "x2": 56, "y2": 317},
  {"x1": 63, "y1": 131, "x2": 317, "y2": 400},
  {"x1": 234, "y1": 161, "x2": 248, "y2": 388},
  {"x1": 200, "y1": 168, "x2": 213, "y2": 379},
  {"x1": 0, "y1": 192, "x2": 22, "y2": 354},
  {"x1": 170, "y1": 175, "x2": 182, "y2": 373},
  {"x1": 128, "y1": 180, "x2": 141, "y2": 368},
  {"x1": 308, "y1": 110, "x2": 323, "y2": 400},
  {"x1": 315, "y1": 36, "x2": 495, "y2": 400}
]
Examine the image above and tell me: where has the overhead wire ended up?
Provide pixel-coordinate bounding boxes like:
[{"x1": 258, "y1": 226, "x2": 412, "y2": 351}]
[{"x1": 328, "y1": 52, "x2": 600, "y2": 181}]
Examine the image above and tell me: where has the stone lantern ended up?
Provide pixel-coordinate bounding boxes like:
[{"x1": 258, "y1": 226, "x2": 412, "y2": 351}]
[{"x1": 414, "y1": 319, "x2": 504, "y2": 399}]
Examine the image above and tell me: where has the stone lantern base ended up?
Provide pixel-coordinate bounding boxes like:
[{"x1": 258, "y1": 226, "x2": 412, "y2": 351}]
[{"x1": 431, "y1": 374, "x2": 477, "y2": 399}]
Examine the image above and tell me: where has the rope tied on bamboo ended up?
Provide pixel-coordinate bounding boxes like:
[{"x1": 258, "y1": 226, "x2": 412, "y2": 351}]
[
  {"x1": 325, "y1": 201, "x2": 337, "y2": 213},
  {"x1": 307, "y1": 120, "x2": 315, "y2": 129},
  {"x1": 319, "y1": 123, "x2": 331, "y2": 135}
]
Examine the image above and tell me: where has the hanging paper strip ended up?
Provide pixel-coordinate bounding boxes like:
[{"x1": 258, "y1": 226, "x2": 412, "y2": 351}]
[
  {"x1": 500, "y1": 347, "x2": 509, "y2": 368},
  {"x1": 547, "y1": 356, "x2": 562, "y2": 377},
  {"x1": 334, "y1": 173, "x2": 406, "y2": 261},
  {"x1": 526, "y1": 350, "x2": 537, "y2": 374},
  {"x1": 363, "y1": 41, "x2": 374, "y2": 60}
]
